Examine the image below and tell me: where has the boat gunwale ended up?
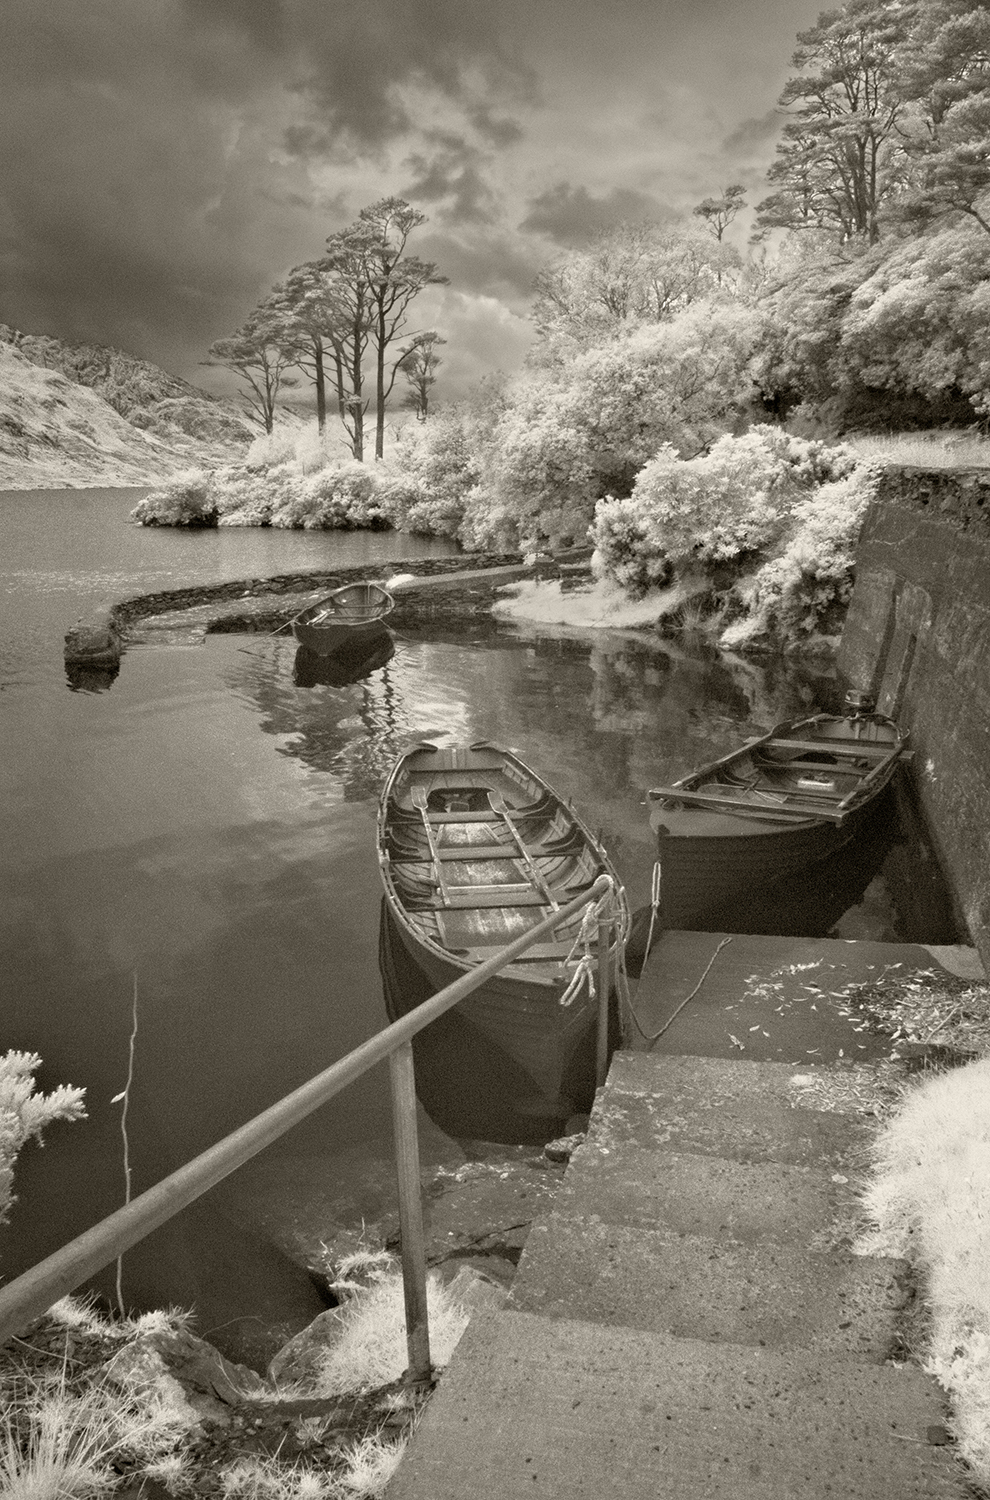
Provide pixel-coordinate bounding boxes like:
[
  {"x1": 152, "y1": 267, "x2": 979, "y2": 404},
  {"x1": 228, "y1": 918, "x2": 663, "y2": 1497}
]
[
  {"x1": 377, "y1": 740, "x2": 629, "y2": 986},
  {"x1": 292, "y1": 580, "x2": 395, "y2": 630},
  {"x1": 647, "y1": 711, "x2": 907, "y2": 827}
]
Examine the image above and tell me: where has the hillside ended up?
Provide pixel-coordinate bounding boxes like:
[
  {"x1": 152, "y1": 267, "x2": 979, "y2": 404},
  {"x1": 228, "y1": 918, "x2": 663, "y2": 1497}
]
[{"x1": 0, "y1": 330, "x2": 255, "y2": 489}]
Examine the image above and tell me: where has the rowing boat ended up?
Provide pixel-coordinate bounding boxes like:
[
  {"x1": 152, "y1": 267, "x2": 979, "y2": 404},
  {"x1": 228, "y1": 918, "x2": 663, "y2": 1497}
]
[
  {"x1": 291, "y1": 581, "x2": 394, "y2": 656},
  {"x1": 377, "y1": 741, "x2": 629, "y2": 1122},
  {"x1": 647, "y1": 696, "x2": 907, "y2": 931}
]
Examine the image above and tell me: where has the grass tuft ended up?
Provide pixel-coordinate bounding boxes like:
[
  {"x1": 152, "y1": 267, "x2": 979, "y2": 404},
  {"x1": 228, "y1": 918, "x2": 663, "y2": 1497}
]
[
  {"x1": 859, "y1": 1056, "x2": 990, "y2": 1484},
  {"x1": 339, "y1": 1433, "x2": 406, "y2": 1496},
  {"x1": 313, "y1": 1266, "x2": 469, "y2": 1396}
]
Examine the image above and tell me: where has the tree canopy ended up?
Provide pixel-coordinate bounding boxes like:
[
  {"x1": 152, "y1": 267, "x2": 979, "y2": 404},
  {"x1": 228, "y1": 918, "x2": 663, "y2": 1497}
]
[{"x1": 757, "y1": 0, "x2": 990, "y2": 244}]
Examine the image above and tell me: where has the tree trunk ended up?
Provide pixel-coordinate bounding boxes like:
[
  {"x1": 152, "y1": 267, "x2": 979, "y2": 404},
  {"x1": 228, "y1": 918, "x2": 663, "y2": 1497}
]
[
  {"x1": 315, "y1": 343, "x2": 326, "y2": 435},
  {"x1": 375, "y1": 304, "x2": 387, "y2": 460}
]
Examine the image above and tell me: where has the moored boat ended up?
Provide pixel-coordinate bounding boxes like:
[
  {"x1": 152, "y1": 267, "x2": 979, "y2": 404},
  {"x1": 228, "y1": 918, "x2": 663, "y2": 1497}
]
[
  {"x1": 291, "y1": 581, "x2": 394, "y2": 656},
  {"x1": 377, "y1": 741, "x2": 629, "y2": 1121},
  {"x1": 647, "y1": 695, "x2": 908, "y2": 931}
]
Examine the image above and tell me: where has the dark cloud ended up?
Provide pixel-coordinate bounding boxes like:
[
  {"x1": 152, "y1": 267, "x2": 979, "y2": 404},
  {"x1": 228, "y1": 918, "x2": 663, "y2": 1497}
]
[
  {"x1": 221, "y1": 0, "x2": 539, "y2": 155},
  {"x1": 0, "y1": 0, "x2": 829, "y2": 396},
  {"x1": 722, "y1": 111, "x2": 783, "y2": 157},
  {"x1": 520, "y1": 183, "x2": 674, "y2": 246},
  {"x1": 415, "y1": 230, "x2": 543, "y2": 306},
  {"x1": 403, "y1": 134, "x2": 500, "y2": 224}
]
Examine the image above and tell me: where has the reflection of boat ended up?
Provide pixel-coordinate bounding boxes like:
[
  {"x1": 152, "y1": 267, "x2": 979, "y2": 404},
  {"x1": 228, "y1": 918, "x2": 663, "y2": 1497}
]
[
  {"x1": 291, "y1": 581, "x2": 394, "y2": 656},
  {"x1": 377, "y1": 741, "x2": 629, "y2": 1121},
  {"x1": 65, "y1": 661, "x2": 119, "y2": 693},
  {"x1": 647, "y1": 695, "x2": 907, "y2": 931},
  {"x1": 292, "y1": 632, "x2": 394, "y2": 688}
]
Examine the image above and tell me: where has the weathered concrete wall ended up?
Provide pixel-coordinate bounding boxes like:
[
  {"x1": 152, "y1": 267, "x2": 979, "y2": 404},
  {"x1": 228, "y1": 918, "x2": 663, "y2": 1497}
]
[{"x1": 838, "y1": 466, "x2": 990, "y2": 965}]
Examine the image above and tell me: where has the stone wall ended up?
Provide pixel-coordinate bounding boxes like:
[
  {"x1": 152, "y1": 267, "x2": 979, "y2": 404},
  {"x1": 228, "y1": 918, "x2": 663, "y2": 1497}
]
[{"x1": 837, "y1": 466, "x2": 990, "y2": 964}]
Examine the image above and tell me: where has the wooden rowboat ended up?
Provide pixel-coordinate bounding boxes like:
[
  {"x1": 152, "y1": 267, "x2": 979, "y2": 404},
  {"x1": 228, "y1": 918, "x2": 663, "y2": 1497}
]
[
  {"x1": 291, "y1": 581, "x2": 394, "y2": 656},
  {"x1": 647, "y1": 698, "x2": 908, "y2": 932},
  {"x1": 377, "y1": 741, "x2": 629, "y2": 1121}
]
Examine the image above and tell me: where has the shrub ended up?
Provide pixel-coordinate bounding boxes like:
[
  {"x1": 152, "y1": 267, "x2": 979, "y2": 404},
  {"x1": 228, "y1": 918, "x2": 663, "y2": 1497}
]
[
  {"x1": 1, "y1": 1051, "x2": 86, "y2": 1229},
  {"x1": 271, "y1": 462, "x2": 391, "y2": 530},
  {"x1": 213, "y1": 465, "x2": 280, "y2": 526},
  {"x1": 131, "y1": 471, "x2": 217, "y2": 527},
  {"x1": 591, "y1": 427, "x2": 858, "y2": 596},
  {"x1": 379, "y1": 406, "x2": 488, "y2": 538},
  {"x1": 721, "y1": 462, "x2": 879, "y2": 647},
  {"x1": 461, "y1": 303, "x2": 760, "y2": 554}
]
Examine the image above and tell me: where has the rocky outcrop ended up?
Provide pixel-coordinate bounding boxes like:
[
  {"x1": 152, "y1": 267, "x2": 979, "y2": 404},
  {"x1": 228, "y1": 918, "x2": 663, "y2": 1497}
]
[{"x1": 64, "y1": 610, "x2": 123, "y2": 667}]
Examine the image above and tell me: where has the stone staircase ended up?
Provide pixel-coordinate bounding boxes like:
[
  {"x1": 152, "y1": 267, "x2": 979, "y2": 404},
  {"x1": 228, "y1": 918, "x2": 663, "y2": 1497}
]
[{"x1": 386, "y1": 1051, "x2": 968, "y2": 1499}]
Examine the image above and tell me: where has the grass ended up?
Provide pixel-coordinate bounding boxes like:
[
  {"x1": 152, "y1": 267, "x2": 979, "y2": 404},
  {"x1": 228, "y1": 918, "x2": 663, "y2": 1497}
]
[
  {"x1": 850, "y1": 969, "x2": 990, "y2": 1490},
  {"x1": 311, "y1": 1256, "x2": 469, "y2": 1397},
  {"x1": 0, "y1": 1260, "x2": 475, "y2": 1499},
  {"x1": 846, "y1": 430, "x2": 990, "y2": 469}
]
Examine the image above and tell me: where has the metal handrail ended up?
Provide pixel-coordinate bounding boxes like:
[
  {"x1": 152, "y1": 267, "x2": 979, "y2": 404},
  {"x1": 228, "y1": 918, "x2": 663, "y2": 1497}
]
[{"x1": 0, "y1": 874, "x2": 616, "y2": 1379}]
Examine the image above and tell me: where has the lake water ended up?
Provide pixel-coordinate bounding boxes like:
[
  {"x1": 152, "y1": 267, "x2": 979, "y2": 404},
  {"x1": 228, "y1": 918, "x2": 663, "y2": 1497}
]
[{"x1": 0, "y1": 487, "x2": 962, "y2": 1356}]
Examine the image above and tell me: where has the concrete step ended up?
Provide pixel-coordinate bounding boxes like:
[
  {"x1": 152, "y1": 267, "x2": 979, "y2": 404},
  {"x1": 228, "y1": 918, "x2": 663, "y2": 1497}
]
[
  {"x1": 596, "y1": 1052, "x2": 878, "y2": 1169},
  {"x1": 387, "y1": 1308, "x2": 964, "y2": 1500},
  {"x1": 553, "y1": 1141, "x2": 859, "y2": 1249},
  {"x1": 510, "y1": 1215, "x2": 910, "y2": 1360}
]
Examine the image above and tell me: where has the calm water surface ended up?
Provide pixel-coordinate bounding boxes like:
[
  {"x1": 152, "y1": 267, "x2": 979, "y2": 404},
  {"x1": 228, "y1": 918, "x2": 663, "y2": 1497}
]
[{"x1": 0, "y1": 488, "x2": 959, "y2": 1345}]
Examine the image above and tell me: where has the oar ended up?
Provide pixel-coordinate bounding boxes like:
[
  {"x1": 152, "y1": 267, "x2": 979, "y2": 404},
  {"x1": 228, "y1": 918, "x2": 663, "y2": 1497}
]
[
  {"x1": 487, "y1": 791, "x2": 559, "y2": 909},
  {"x1": 409, "y1": 785, "x2": 449, "y2": 904}
]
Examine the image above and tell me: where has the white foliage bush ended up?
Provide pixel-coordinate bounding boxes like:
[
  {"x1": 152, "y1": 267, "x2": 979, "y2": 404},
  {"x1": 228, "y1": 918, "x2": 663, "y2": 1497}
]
[
  {"x1": 130, "y1": 469, "x2": 216, "y2": 526},
  {"x1": 592, "y1": 426, "x2": 858, "y2": 596},
  {"x1": 859, "y1": 1059, "x2": 990, "y2": 1483},
  {"x1": 0, "y1": 1050, "x2": 86, "y2": 1229},
  {"x1": 245, "y1": 424, "x2": 340, "y2": 473},
  {"x1": 272, "y1": 461, "x2": 390, "y2": 530},
  {"x1": 725, "y1": 462, "x2": 881, "y2": 646},
  {"x1": 463, "y1": 303, "x2": 760, "y2": 554}
]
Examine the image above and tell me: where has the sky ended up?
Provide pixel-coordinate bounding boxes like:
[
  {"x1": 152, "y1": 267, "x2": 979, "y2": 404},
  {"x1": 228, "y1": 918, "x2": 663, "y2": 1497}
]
[{"x1": 0, "y1": 0, "x2": 826, "y2": 406}]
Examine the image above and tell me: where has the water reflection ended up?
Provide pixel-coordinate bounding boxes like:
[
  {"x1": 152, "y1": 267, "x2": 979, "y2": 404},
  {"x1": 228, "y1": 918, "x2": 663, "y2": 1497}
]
[
  {"x1": 292, "y1": 633, "x2": 395, "y2": 689},
  {"x1": 2, "y1": 604, "x2": 964, "y2": 1350},
  {"x1": 65, "y1": 660, "x2": 120, "y2": 693}
]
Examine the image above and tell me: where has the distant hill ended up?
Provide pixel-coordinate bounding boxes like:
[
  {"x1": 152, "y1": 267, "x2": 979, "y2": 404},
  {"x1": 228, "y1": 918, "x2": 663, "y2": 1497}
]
[{"x1": 0, "y1": 327, "x2": 256, "y2": 489}]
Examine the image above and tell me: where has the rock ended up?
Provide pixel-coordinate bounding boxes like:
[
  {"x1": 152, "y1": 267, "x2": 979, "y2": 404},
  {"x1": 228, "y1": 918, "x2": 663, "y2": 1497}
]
[
  {"x1": 543, "y1": 1132, "x2": 585, "y2": 1163},
  {"x1": 104, "y1": 1327, "x2": 268, "y2": 1427},
  {"x1": 64, "y1": 614, "x2": 122, "y2": 666},
  {"x1": 437, "y1": 1253, "x2": 517, "y2": 1291},
  {"x1": 443, "y1": 1264, "x2": 507, "y2": 1318},
  {"x1": 267, "y1": 1308, "x2": 345, "y2": 1390}
]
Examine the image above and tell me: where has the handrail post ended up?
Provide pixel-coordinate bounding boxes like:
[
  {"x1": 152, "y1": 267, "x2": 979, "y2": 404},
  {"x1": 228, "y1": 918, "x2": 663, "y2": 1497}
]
[
  {"x1": 596, "y1": 914, "x2": 612, "y2": 1090},
  {"x1": 389, "y1": 1041, "x2": 432, "y2": 1384}
]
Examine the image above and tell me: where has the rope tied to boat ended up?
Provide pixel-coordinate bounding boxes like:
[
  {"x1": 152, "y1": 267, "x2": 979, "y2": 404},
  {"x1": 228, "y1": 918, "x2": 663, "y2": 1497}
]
[{"x1": 558, "y1": 876, "x2": 625, "y2": 1008}]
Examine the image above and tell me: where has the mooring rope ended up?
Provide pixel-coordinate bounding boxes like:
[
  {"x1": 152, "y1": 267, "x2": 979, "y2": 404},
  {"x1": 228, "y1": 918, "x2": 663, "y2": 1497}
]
[
  {"x1": 558, "y1": 876, "x2": 627, "y2": 1009},
  {"x1": 625, "y1": 933, "x2": 735, "y2": 1045}
]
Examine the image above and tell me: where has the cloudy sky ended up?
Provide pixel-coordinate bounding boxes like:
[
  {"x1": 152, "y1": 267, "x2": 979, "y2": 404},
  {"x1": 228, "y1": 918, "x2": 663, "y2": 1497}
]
[{"x1": 1, "y1": 0, "x2": 825, "y2": 403}]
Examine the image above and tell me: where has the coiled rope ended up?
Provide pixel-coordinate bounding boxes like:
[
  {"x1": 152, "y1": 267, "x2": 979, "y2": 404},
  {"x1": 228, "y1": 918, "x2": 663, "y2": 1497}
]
[{"x1": 558, "y1": 875, "x2": 628, "y2": 1008}]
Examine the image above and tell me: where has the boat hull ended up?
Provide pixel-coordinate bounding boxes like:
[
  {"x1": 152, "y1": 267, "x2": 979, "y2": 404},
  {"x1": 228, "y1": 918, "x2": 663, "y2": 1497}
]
[
  {"x1": 377, "y1": 741, "x2": 628, "y2": 1126},
  {"x1": 292, "y1": 616, "x2": 389, "y2": 656},
  {"x1": 649, "y1": 712, "x2": 905, "y2": 933},
  {"x1": 291, "y1": 582, "x2": 394, "y2": 657}
]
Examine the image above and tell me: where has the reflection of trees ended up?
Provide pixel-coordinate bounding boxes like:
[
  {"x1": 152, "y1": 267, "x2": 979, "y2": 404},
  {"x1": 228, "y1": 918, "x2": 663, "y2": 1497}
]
[
  {"x1": 225, "y1": 637, "x2": 411, "y2": 802},
  {"x1": 224, "y1": 624, "x2": 836, "y2": 868}
]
